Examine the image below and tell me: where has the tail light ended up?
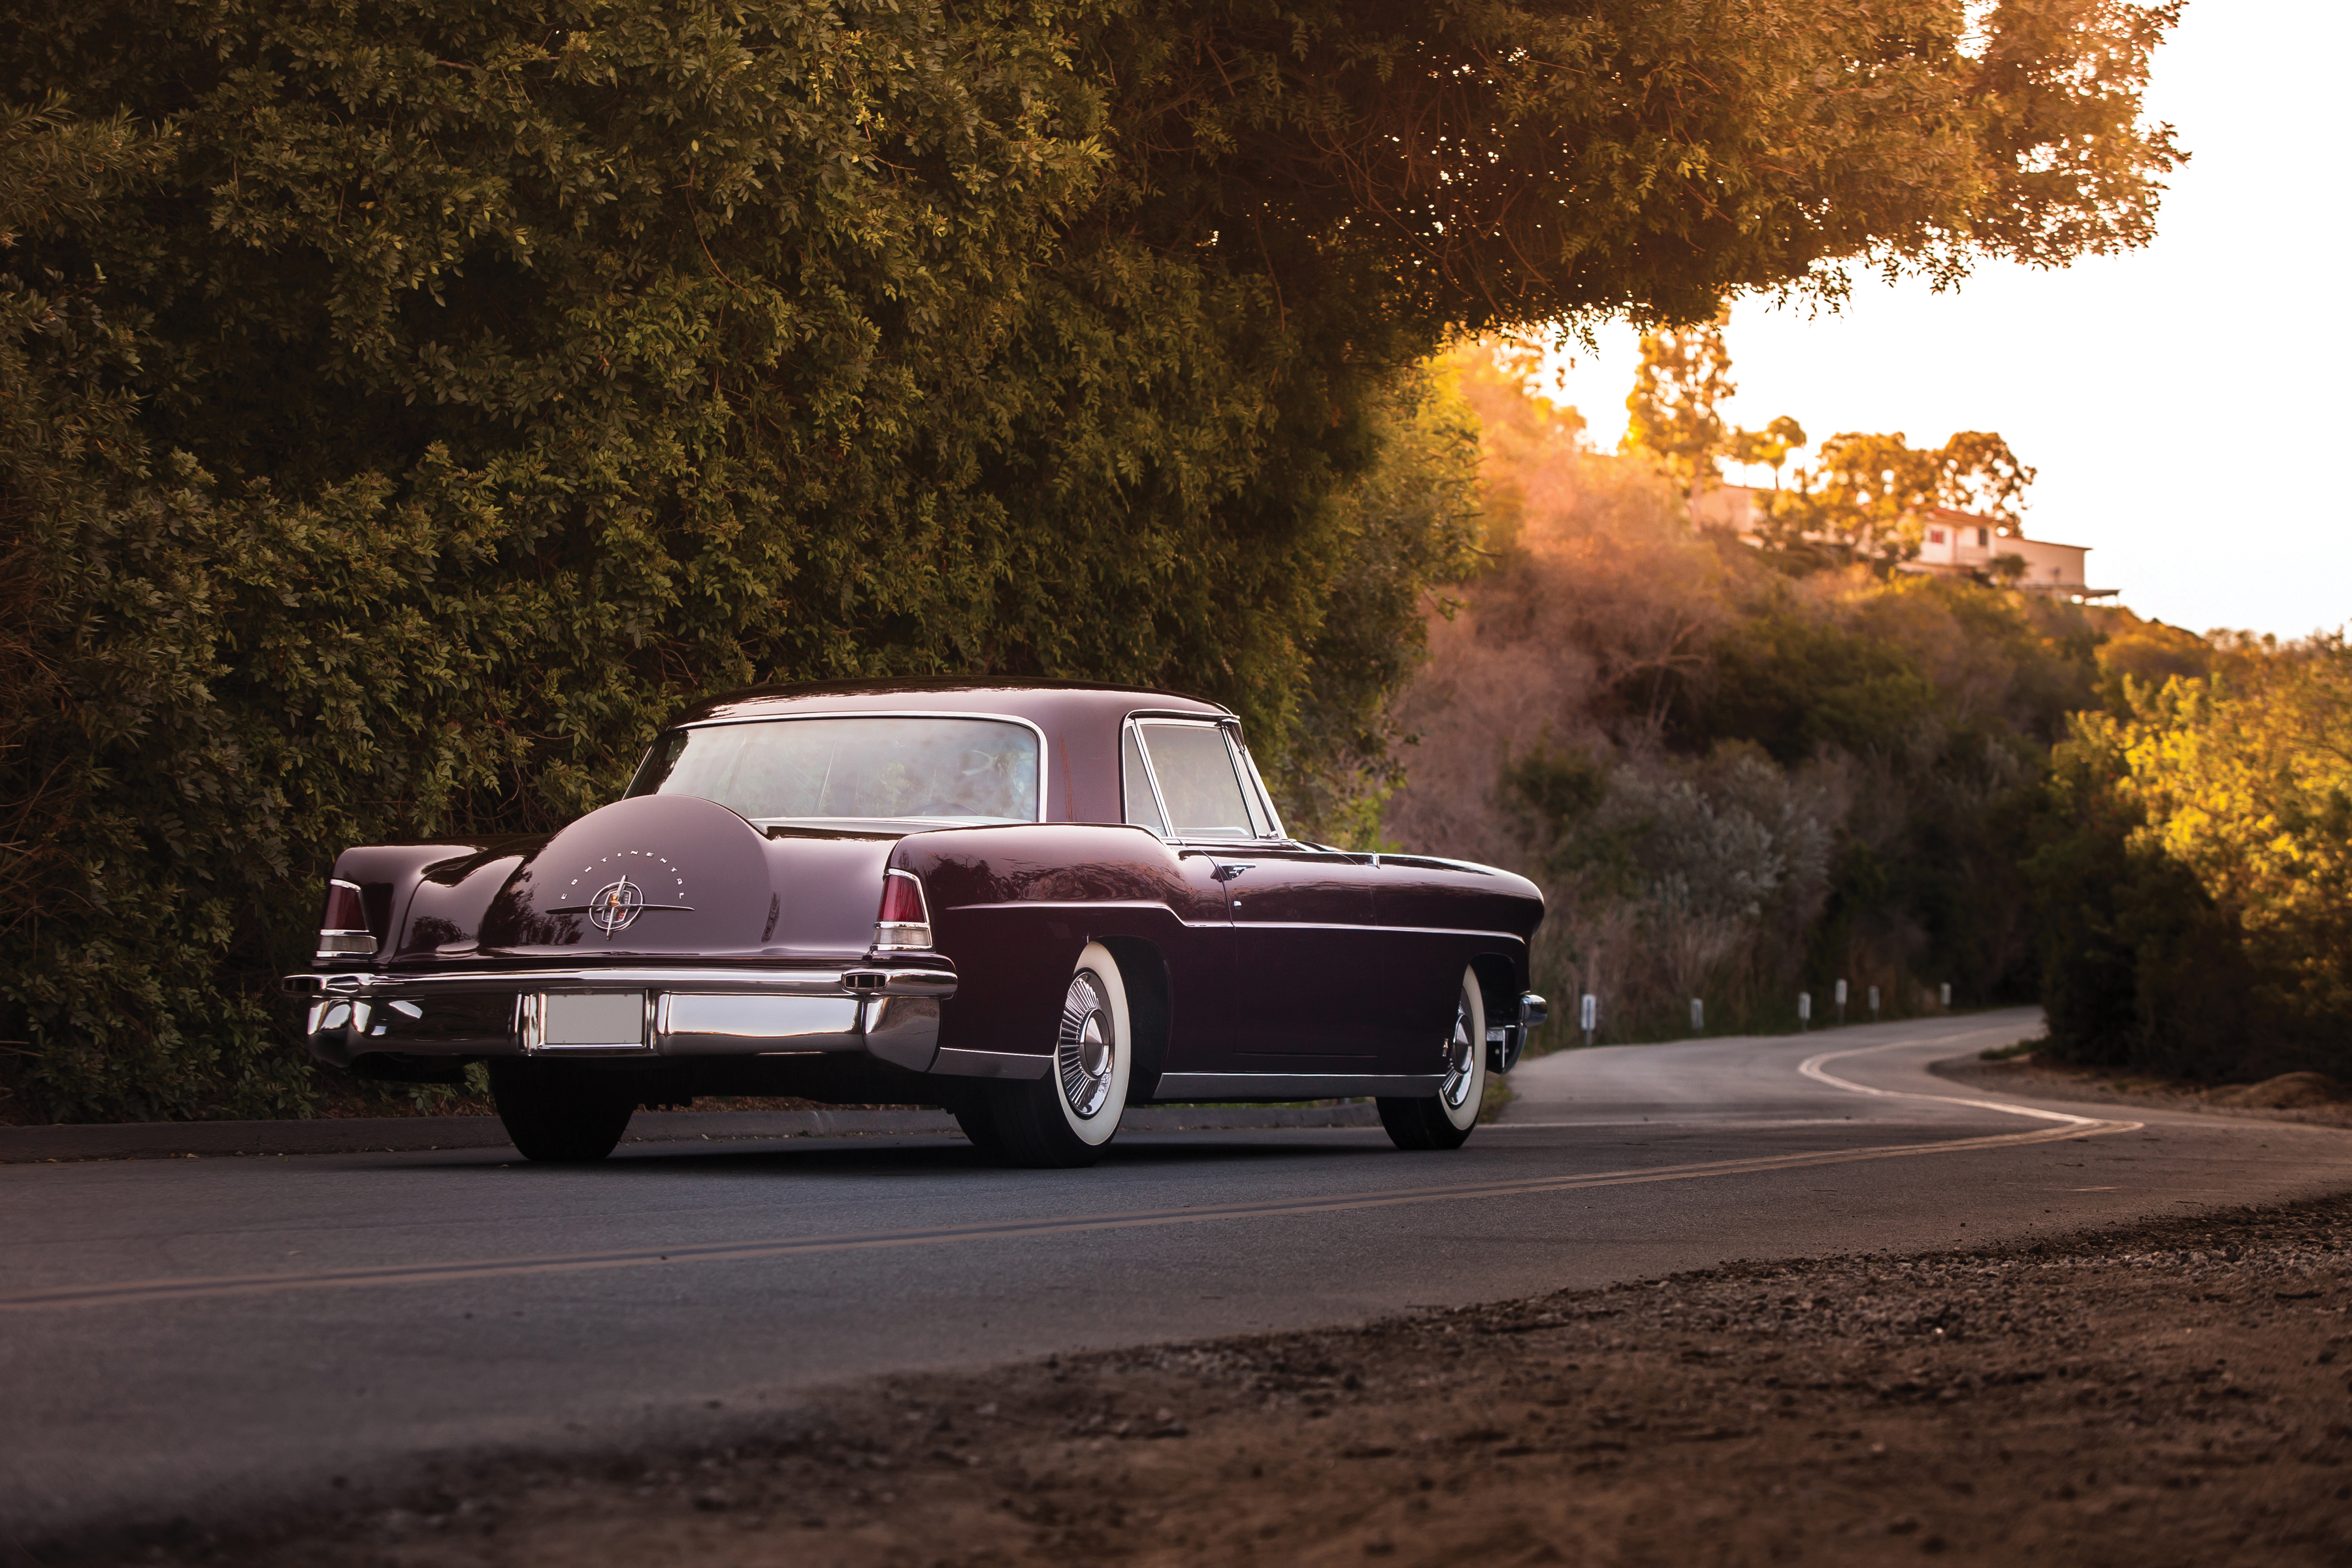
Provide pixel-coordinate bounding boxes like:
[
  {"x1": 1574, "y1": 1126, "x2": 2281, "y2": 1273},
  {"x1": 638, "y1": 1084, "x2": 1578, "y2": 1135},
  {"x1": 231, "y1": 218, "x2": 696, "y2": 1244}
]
[
  {"x1": 315, "y1": 877, "x2": 378, "y2": 961},
  {"x1": 873, "y1": 870, "x2": 932, "y2": 952}
]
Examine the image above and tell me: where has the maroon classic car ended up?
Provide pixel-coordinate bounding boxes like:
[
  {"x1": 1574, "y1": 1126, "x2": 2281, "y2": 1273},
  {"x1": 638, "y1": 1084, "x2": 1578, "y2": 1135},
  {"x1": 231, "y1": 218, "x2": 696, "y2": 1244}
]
[{"x1": 284, "y1": 682, "x2": 1546, "y2": 1166}]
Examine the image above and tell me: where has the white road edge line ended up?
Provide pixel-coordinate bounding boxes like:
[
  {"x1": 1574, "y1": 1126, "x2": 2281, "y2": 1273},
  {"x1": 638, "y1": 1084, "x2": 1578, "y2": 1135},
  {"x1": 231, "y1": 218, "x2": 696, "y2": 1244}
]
[{"x1": 1799, "y1": 1033, "x2": 2136, "y2": 1132}]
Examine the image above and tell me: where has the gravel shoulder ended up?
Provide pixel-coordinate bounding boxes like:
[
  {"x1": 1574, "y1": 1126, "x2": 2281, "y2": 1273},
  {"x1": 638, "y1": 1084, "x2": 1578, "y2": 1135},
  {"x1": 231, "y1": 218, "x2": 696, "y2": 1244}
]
[{"x1": 52, "y1": 1193, "x2": 2352, "y2": 1568}]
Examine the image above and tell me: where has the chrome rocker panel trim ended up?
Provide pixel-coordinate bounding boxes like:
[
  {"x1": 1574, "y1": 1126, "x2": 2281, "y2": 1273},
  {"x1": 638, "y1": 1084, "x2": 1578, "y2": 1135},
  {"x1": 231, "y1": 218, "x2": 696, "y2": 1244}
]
[
  {"x1": 929, "y1": 1046, "x2": 1053, "y2": 1081},
  {"x1": 1151, "y1": 1071, "x2": 1446, "y2": 1101}
]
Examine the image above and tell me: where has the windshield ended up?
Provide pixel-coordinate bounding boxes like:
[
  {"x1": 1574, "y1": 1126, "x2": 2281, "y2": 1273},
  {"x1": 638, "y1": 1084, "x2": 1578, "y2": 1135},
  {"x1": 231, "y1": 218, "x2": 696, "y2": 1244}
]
[{"x1": 627, "y1": 717, "x2": 1041, "y2": 824}]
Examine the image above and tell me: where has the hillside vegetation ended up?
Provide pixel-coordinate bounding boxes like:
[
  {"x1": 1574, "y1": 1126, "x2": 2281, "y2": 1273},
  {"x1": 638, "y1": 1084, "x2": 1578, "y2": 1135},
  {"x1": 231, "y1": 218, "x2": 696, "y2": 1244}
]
[
  {"x1": 1384, "y1": 347, "x2": 2100, "y2": 1039},
  {"x1": 1382, "y1": 346, "x2": 2347, "y2": 1083}
]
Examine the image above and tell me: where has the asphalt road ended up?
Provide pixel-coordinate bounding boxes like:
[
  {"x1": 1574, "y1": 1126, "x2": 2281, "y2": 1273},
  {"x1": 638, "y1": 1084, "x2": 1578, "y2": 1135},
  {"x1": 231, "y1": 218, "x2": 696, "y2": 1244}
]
[{"x1": 8, "y1": 1007, "x2": 2351, "y2": 1546}]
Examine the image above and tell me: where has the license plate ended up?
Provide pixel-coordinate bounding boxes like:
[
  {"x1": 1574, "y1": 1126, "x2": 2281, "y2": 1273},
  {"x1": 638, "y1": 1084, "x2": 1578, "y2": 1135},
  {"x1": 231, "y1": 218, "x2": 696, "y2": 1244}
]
[{"x1": 526, "y1": 991, "x2": 648, "y2": 1051}]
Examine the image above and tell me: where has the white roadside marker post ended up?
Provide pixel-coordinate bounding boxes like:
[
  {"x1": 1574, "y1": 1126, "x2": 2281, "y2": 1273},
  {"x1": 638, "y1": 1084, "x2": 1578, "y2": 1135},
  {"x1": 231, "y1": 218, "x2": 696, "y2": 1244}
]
[
  {"x1": 1798, "y1": 991, "x2": 1810, "y2": 1032},
  {"x1": 1690, "y1": 997, "x2": 1704, "y2": 1035},
  {"x1": 1869, "y1": 985, "x2": 1880, "y2": 1022},
  {"x1": 1835, "y1": 977, "x2": 1848, "y2": 1026},
  {"x1": 1580, "y1": 992, "x2": 1597, "y2": 1047}
]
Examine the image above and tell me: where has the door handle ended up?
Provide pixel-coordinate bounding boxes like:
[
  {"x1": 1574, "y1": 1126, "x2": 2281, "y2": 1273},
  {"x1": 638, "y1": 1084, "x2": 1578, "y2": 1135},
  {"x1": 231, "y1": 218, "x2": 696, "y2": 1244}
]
[{"x1": 1211, "y1": 863, "x2": 1254, "y2": 883}]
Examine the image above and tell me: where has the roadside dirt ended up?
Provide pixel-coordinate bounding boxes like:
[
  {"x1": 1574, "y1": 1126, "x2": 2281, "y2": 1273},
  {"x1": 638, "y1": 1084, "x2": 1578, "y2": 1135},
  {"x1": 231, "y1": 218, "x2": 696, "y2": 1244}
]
[
  {"x1": 76, "y1": 1195, "x2": 2352, "y2": 1568},
  {"x1": 1932, "y1": 1054, "x2": 2352, "y2": 1131}
]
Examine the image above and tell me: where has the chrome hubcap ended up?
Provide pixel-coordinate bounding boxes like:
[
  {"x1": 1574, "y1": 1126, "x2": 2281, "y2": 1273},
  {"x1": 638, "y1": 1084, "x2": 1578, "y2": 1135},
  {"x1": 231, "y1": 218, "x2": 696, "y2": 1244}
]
[
  {"x1": 1440, "y1": 988, "x2": 1477, "y2": 1109},
  {"x1": 1057, "y1": 970, "x2": 1117, "y2": 1120}
]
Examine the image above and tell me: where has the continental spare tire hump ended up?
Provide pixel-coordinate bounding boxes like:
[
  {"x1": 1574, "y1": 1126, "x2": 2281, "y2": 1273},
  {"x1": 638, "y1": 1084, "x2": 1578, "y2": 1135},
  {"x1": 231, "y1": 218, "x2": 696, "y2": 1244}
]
[{"x1": 480, "y1": 794, "x2": 775, "y2": 958}]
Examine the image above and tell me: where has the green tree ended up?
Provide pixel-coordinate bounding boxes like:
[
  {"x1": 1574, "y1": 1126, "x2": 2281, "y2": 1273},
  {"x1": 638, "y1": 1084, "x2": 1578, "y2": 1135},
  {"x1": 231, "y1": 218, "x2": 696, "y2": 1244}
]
[
  {"x1": 2031, "y1": 634, "x2": 2352, "y2": 1079},
  {"x1": 1622, "y1": 318, "x2": 1810, "y2": 504},
  {"x1": 1272, "y1": 366, "x2": 1483, "y2": 847},
  {"x1": 1623, "y1": 319, "x2": 1739, "y2": 491},
  {"x1": 1728, "y1": 416, "x2": 1808, "y2": 490},
  {"x1": 1762, "y1": 430, "x2": 2038, "y2": 564}
]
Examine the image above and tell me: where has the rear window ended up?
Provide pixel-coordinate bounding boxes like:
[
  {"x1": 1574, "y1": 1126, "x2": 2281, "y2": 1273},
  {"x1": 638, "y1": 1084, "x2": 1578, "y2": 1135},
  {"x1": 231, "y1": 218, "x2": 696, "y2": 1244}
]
[{"x1": 628, "y1": 717, "x2": 1041, "y2": 823}]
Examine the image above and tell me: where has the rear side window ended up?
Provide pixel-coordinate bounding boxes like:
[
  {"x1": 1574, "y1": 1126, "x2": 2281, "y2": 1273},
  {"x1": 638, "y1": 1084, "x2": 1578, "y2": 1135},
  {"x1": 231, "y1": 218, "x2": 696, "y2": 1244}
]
[{"x1": 1135, "y1": 721, "x2": 1253, "y2": 838}]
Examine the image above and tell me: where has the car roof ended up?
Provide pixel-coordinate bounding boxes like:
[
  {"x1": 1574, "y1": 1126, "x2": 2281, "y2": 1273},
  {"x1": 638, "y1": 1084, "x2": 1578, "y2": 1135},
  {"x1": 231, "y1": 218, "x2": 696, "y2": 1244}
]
[{"x1": 670, "y1": 679, "x2": 1231, "y2": 730}]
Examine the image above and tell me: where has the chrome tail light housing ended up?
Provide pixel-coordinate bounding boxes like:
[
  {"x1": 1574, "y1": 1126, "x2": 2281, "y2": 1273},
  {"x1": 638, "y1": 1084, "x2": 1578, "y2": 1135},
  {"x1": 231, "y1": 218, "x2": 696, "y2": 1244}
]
[
  {"x1": 872, "y1": 869, "x2": 932, "y2": 952},
  {"x1": 314, "y1": 877, "x2": 378, "y2": 961}
]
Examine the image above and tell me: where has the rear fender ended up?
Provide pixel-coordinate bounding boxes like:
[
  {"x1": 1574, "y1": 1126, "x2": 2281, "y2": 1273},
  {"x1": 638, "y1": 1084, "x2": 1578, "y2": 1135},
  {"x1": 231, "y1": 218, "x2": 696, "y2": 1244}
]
[
  {"x1": 329, "y1": 843, "x2": 515, "y2": 961},
  {"x1": 888, "y1": 825, "x2": 1195, "y2": 1062}
]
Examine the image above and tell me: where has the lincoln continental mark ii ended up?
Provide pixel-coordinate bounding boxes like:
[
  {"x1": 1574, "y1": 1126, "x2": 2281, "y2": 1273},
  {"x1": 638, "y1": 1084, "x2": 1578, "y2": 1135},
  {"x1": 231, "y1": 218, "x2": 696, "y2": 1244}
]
[{"x1": 283, "y1": 681, "x2": 1548, "y2": 1166}]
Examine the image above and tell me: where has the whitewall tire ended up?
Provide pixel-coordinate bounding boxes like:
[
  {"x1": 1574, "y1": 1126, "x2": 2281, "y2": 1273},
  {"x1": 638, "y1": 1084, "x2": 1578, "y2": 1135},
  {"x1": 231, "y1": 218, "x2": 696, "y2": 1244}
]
[
  {"x1": 983, "y1": 941, "x2": 1132, "y2": 1168},
  {"x1": 1377, "y1": 966, "x2": 1485, "y2": 1151}
]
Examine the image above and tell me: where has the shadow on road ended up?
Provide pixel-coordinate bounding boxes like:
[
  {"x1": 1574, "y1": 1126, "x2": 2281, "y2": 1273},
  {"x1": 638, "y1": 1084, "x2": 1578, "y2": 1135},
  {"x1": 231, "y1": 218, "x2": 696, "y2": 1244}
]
[{"x1": 363, "y1": 1131, "x2": 1405, "y2": 1181}]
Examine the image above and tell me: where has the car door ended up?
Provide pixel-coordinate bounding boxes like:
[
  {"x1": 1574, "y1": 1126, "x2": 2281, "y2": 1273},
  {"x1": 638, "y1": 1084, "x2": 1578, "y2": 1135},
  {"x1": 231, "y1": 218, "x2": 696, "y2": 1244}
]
[
  {"x1": 1127, "y1": 717, "x2": 1384, "y2": 1073},
  {"x1": 1118, "y1": 720, "x2": 1236, "y2": 1075},
  {"x1": 1219, "y1": 842, "x2": 1386, "y2": 1069}
]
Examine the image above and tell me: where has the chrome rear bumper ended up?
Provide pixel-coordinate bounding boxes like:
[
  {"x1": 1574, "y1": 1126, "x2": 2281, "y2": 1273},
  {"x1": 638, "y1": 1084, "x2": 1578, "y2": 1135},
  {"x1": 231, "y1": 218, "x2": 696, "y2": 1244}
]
[{"x1": 280, "y1": 964, "x2": 956, "y2": 1073}]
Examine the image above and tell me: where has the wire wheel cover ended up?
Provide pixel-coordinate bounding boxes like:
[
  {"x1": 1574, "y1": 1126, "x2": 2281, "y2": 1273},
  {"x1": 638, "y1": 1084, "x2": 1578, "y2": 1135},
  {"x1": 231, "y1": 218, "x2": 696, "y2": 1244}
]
[
  {"x1": 1440, "y1": 987, "x2": 1477, "y2": 1110},
  {"x1": 1057, "y1": 970, "x2": 1118, "y2": 1120}
]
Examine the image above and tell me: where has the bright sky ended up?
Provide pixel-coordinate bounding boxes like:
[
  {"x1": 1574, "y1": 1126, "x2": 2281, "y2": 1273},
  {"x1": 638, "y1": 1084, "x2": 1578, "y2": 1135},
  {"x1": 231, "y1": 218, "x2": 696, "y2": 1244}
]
[{"x1": 1537, "y1": 0, "x2": 2349, "y2": 640}]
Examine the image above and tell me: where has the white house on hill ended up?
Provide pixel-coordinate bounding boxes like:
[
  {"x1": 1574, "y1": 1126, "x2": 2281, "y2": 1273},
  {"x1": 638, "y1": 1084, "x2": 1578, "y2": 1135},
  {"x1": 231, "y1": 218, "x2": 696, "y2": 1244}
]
[{"x1": 1907, "y1": 507, "x2": 2115, "y2": 600}]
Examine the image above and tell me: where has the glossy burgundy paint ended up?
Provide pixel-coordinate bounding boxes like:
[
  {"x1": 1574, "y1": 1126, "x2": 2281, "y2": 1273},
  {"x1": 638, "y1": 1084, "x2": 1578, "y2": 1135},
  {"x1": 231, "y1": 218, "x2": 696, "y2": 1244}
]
[
  {"x1": 293, "y1": 680, "x2": 1544, "y2": 1105},
  {"x1": 1220, "y1": 846, "x2": 1384, "y2": 1069},
  {"x1": 885, "y1": 823, "x2": 1235, "y2": 1077}
]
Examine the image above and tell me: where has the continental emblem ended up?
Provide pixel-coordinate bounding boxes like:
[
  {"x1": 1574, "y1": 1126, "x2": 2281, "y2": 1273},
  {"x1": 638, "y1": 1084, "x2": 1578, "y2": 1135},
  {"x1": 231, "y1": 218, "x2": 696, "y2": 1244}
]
[
  {"x1": 588, "y1": 878, "x2": 645, "y2": 934},
  {"x1": 547, "y1": 851, "x2": 693, "y2": 939}
]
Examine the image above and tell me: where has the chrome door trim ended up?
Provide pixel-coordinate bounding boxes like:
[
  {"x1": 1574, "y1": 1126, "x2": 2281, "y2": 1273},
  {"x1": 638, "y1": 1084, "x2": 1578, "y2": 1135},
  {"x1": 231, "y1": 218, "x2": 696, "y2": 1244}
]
[
  {"x1": 1120, "y1": 716, "x2": 1177, "y2": 840},
  {"x1": 1218, "y1": 718, "x2": 1290, "y2": 840}
]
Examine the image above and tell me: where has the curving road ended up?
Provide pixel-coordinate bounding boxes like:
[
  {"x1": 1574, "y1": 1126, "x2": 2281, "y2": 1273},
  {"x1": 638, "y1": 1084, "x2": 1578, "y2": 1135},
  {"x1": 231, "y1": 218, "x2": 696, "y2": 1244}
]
[{"x1": 7, "y1": 1007, "x2": 2351, "y2": 1544}]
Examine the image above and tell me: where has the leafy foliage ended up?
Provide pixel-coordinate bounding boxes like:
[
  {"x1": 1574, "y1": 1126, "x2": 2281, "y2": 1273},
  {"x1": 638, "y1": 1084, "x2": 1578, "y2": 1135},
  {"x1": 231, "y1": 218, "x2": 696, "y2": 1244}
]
[
  {"x1": 1622, "y1": 320, "x2": 1742, "y2": 492},
  {"x1": 1270, "y1": 370, "x2": 1483, "y2": 847},
  {"x1": 2033, "y1": 635, "x2": 2352, "y2": 1078},
  {"x1": 0, "y1": 0, "x2": 2184, "y2": 1118},
  {"x1": 1759, "y1": 431, "x2": 2038, "y2": 564}
]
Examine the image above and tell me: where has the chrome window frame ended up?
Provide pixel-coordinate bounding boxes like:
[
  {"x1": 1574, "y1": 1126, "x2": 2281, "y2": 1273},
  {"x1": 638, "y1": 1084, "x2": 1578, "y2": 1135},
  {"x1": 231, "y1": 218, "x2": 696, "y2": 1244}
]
[
  {"x1": 637, "y1": 710, "x2": 1052, "y2": 825},
  {"x1": 1222, "y1": 719, "x2": 1289, "y2": 841},
  {"x1": 1122, "y1": 713, "x2": 1287, "y2": 845},
  {"x1": 1119, "y1": 720, "x2": 1172, "y2": 837}
]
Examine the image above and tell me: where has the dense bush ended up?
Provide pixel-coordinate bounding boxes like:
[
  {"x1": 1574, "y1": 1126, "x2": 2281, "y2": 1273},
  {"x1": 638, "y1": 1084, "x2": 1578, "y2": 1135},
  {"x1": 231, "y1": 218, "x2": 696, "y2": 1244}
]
[
  {"x1": 2031, "y1": 636, "x2": 2352, "y2": 1080},
  {"x1": 1393, "y1": 342, "x2": 2344, "y2": 1073},
  {"x1": 0, "y1": 1, "x2": 2184, "y2": 1118}
]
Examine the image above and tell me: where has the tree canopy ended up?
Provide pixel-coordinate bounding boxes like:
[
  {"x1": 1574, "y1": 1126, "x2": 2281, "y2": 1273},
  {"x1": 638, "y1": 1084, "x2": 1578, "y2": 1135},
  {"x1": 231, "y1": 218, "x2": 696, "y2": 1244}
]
[
  {"x1": 1, "y1": 0, "x2": 2184, "y2": 1118},
  {"x1": 1761, "y1": 429, "x2": 2040, "y2": 563}
]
